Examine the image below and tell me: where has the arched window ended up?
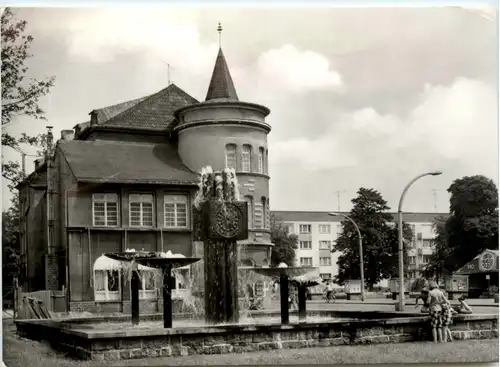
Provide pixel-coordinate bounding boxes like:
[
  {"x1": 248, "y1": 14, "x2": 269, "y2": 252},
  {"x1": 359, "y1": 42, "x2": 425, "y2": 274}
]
[
  {"x1": 225, "y1": 144, "x2": 237, "y2": 169},
  {"x1": 93, "y1": 255, "x2": 122, "y2": 301},
  {"x1": 261, "y1": 197, "x2": 267, "y2": 229},
  {"x1": 244, "y1": 195, "x2": 254, "y2": 228},
  {"x1": 258, "y1": 147, "x2": 265, "y2": 174},
  {"x1": 241, "y1": 144, "x2": 252, "y2": 172}
]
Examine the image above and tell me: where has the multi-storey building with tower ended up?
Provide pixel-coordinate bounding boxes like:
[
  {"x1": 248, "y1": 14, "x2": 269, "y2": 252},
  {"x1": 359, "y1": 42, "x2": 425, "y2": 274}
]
[{"x1": 18, "y1": 35, "x2": 272, "y2": 312}]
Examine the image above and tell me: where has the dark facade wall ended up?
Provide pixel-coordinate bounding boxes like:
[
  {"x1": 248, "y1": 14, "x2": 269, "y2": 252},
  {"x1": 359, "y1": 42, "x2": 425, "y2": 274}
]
[
  {"x1": 66, "y1": 180, "x2": 195, "y2": 302},
  {"x1": 69, "y1": 229, "x2": 192, "y2": 302},
  {"x1": 67, "y1": 185, "x2": 196, "y2": 229},
  {"x1": 69, "y1": 231, "x2": 122, "y2": 302},
  {"x1": 26, "y1": 188, "x2": 47, "y2": 291}
]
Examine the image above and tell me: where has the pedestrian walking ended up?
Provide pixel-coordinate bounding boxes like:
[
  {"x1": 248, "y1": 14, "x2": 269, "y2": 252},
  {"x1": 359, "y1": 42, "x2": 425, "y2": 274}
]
[{"x1": 324, "y1": 280, "x2": 335, "y2": 303}]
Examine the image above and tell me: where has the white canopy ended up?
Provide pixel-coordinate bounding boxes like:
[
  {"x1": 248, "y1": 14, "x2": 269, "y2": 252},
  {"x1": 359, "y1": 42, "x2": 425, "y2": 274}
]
[{"x1": 93, "y1": 255, "x2": 156, "y2": 271}]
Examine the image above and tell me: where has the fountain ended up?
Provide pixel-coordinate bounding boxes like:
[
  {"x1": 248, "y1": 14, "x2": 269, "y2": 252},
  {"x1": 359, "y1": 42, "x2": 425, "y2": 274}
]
[
  {"x1": 193, "y1": 167, "x2": 248, "y2": 325},
  {"x1": 252, "y1": 263, "x2": 321, "y2": 324},
  {"x1": 15, "y1": 165, "x2": 498, "y2": 360},
  {"x1": 104, "y1": 250, "x2": 200, "y2": 328}
]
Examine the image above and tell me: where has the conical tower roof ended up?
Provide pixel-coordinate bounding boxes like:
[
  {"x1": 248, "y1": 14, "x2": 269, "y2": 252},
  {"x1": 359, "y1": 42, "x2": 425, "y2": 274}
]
[{"x1": 205, "y1": 48, "x2": 239, "y2": 102}]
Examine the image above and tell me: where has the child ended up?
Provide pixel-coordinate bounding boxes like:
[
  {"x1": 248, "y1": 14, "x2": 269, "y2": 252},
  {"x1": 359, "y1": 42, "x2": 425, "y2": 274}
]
[
  {"x1": 452, "y1": 296, "x2": 473, "y2": 314},
  {"x1": 324, "y1": 281, "x2": 334, "y2": 303},
  {"x1": 441, "y1": 302, "x2": 453, "y2": 342},
  {"x1": 415, "y1": 288, "x2": 430, "y2": 313}
]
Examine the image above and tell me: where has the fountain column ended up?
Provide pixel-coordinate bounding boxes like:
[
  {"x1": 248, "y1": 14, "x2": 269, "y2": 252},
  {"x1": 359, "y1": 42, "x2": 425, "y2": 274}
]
[
  {"x1": 279, "y1": 275, "x2": 290, "y2": 325},
  {"x1": 163, "y1": 264, "x2": 173, "y2": 328},
  {"x1": 195, "y1": 168, "x2": 248, "y2": 325},
  {"x1": 130, "y1": 265, "x2": 140, "y2": 325}
]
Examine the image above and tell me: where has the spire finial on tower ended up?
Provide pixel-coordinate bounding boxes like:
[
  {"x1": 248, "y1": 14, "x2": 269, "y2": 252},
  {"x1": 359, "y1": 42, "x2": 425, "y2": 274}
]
[{"x1": 217, "y1": 22, "x2": 223, "y2": 48}]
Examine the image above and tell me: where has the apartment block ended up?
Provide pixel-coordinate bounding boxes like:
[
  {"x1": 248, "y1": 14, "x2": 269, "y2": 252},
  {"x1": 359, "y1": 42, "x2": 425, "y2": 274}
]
[{"x1": 272, "y1": 211, "x2": 448, "y2": 285}]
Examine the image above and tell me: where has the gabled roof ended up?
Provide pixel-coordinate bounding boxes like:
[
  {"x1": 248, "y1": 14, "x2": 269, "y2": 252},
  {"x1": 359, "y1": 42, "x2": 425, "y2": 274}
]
[
  {"x1": 205, "y1": 48, "x2": 239, "y2": 102},
  {"x1": 59, "y1": 140, "x2": 199, "y2": 186},
  {"x1": 102, "y1": 84, "x2": 199, "y2": 130},
  {"x1": 92, "y1": 95, "x2": 150, "y2": 124}
]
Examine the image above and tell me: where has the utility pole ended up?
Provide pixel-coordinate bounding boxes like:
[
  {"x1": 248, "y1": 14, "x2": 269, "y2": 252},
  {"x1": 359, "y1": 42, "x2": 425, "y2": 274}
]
[
  {"x1": 334, "y1": 190, "x2": 347, "y2": 212},
  {"x1": 432, "y1": 189, "x2": 443, "y2": 212}
]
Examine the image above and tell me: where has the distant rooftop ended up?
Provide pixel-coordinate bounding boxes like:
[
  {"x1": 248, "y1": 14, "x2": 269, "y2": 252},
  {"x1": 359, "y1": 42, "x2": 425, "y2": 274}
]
[{"x1": 271, "y1": 210, "x2": 449, "y2": 223}]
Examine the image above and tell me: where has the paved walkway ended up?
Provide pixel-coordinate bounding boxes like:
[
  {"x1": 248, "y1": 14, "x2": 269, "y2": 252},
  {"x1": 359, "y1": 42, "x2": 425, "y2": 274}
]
[{"x1": 308, "y1": 297, "x2": 499, "y2": 307}]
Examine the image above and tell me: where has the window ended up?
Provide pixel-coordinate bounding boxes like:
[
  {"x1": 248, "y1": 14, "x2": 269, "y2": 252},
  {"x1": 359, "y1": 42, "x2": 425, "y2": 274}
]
[
  {"x1": 261, "y1": 197, "x2": 267, "y2": 229},
  {"x1": 172, "y1": 267, "x2": 190, "y2": 297},
  {"x1": 265, "y1": 149, "x2": 269, "y2": 174},
  {"x1": 409, "y1": 256, "x2": 416, "y2": 265},
  {"x1": 336, "y1": 224, "x2": 342, "y2": 235},
  {"x1": 241, "y1": 144, "x2": 252, "y2": 172},
  {"x1": 93, "y1": 255, "x2": 121, "y2": 301},
  {"x1": 225, "y1": 144, "x2": 237, "y2": 169},
  {"x1": 138, "y1": 269, "x2": 157, "y2": 299},
  {"x1": 423, "y1": 239, "x2": 432, "y2": 248},
  {"x1": 320, "y1": 273, "x2": 332, "y2": 280},
  {"x1": 299, "y1": 241, "x2": 312, "y2": 249},
  {"x1": 319, "y1": 224, "x2": 331, "y2": 234},
  {"x1": 244, "y1": 196, "x2": 254, "y2": 228},
  {"x1": 299, "y1": 224, "x2": 311, "y2": 233},
  {"x1": 93, "y1": 193, "x2": 118, "y2": 227},
  {"x1": 129, "y1": 194, "x2": 154, "y2": 227},
  {"x1": 319, "y1": 241, "x2": 332, "y2": 250},
  {"x1": 285, "y1": 223, "x2": 294, "y2": 234},
  {"x1": 320, "y1": 257, "x2": 332, "y2": 266},
  {"x1": 417, "y1": 232, "x2": 423, "y2": 241},
  {"x1": 164, "y1": 195, "x2": 188, "y2": 228},
  {"x1": 300, "y1": 257, "x2": 313, "y2": 266},
  {"x1": 423, "y1": 255, "x2": 431, "y2": 264},
  {"x1": 258, "y1": 147, "x2": 264, "y2": 173}
]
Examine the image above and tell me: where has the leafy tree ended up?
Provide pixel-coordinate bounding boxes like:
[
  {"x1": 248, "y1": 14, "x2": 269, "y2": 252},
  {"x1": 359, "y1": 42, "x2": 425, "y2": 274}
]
[
  {"x1": 422, "y1": 216, "x2": 452, "y2": 282},
  {"x1": 332, "y1": 188, "x2": 413, "y2": 289},
  {"x1": 1, "y1": 8, "x2": 55, "y2": 127},
  {"x1": 410, "y1": 277, "x2": 428, "y2": 292},
  {"x1": 1, "y1": 7, "x2": 55, "y2": 189},
  {"x1": 444, "y1": 175, "x2": 498, "y2": 270},
  {"x1": 270, "y1": 213, "x2": 298, "y2": 267}
]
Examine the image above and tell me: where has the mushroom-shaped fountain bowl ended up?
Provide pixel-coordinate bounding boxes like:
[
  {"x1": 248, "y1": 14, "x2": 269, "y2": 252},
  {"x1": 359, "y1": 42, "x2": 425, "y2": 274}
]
[
  {"x1": 105, "y1": 251, "x2": 200, "y2": 328},
  {"x1": 251, "y1": 264, "x2": 319, "y2": 325}
]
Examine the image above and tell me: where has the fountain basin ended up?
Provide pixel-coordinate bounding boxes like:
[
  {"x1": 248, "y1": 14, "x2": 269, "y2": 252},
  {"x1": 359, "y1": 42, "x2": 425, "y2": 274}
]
[{"x1": 15, "y1": 311, "x2": 498, "y2": 361}]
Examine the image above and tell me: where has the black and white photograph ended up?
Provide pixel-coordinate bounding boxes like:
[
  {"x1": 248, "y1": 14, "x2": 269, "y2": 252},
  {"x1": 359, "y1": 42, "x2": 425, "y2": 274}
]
[{"x1": 1, "y1": 3, "x2": 499, "y2": 366}]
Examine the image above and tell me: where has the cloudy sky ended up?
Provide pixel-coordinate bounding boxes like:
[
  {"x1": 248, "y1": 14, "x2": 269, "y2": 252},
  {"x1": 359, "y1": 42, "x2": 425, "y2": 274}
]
[{"x1": 2, "y1": 5, "x2": 498, "y2": 213}]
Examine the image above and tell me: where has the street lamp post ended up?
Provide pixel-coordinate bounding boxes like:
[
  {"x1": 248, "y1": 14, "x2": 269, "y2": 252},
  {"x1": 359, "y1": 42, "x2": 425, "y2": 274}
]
[
  {"x1": 397, "y1": 171, "x2": 442, "y2": 311},
  {"x1": 329, "y1": 212, "x2": 365, "y2": 302}
]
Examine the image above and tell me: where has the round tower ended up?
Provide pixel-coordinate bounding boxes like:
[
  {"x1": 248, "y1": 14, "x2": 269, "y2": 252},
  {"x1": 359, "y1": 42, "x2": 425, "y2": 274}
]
[{"x1": 174, "y1": 44, "x2": 272, "y2": 266}]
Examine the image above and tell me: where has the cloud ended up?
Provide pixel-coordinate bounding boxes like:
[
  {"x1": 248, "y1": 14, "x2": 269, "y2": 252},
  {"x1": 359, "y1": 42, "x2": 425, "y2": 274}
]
[
  {"x1": 256, "y1": 45, "x2": 342, "y2": 92},
  {"x1": 270, "y1": 77, "x2": 497, "y2": 175}
]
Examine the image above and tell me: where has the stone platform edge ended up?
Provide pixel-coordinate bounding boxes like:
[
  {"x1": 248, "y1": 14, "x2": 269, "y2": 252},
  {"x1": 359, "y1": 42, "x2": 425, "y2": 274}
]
[{"x1": 15, "y1": 313, "x2": 498, "y2": 361}]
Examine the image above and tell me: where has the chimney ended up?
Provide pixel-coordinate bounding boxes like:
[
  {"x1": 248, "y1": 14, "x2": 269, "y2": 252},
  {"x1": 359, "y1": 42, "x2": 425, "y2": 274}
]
[
  {"x1": 34, "y1": 158, "x2": 45, "y2": 170},
  {"x1": 60, "y1": 129, "x2": 74, "y2": 141},
  {"x1": 46, "y1": 126, "x2": 54, "y2": 159}
]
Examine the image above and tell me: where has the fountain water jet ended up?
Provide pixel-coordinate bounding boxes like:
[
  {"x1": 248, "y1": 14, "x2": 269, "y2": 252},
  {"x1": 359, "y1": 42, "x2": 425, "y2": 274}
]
[
  {"x1": 104, "y1": 251, "x2": 200, "y2": 328},
  {"x1": 252, "y1": 263, "x2": 321, "y2": 324}
]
